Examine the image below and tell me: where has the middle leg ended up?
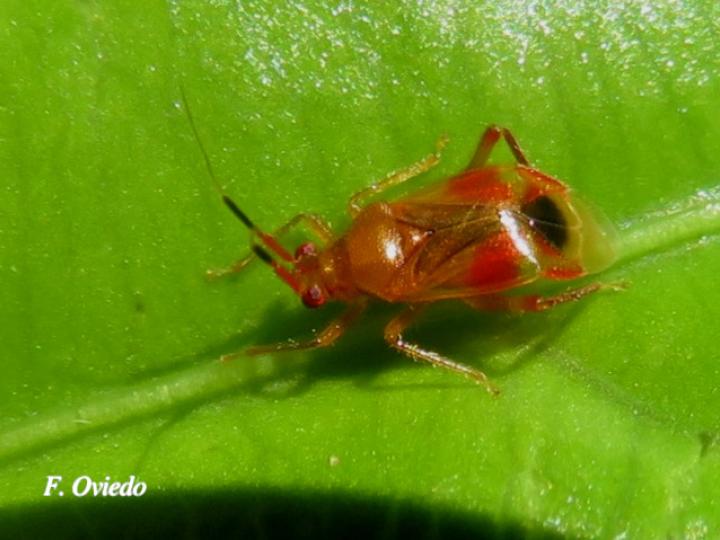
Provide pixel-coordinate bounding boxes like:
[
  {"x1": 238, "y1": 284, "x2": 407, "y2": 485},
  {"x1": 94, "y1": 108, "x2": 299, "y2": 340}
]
[
  {"x1": 384, "y1": 304, "x2": 500, "y2": 395},
  {"x1": 348, "y1": 135, "x2": 448, "y2": 217}
]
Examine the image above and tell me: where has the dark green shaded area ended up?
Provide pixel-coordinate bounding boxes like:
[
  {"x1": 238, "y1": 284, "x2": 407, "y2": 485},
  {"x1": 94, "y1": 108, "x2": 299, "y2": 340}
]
[{"x1": 0, "y1": 489, "x2": 566, "y2": 540}]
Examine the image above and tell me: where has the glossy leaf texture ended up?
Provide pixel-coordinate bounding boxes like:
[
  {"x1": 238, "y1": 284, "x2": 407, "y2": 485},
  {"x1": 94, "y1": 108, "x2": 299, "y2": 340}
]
[{"x1": 1, "y1": 1, "x2": 720, "y2": 538}]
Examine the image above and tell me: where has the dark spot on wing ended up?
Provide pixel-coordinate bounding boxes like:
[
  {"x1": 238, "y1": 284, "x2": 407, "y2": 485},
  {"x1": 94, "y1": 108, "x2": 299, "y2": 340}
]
[{"x1": 522, "y1": 195, "x2": 567, "y2": 249}]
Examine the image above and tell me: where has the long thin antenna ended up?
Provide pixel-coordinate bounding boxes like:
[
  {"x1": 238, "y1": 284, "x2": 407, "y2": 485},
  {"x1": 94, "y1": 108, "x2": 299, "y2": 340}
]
[
  {"x1": 179, "y1": 86, "x2": 294, "y2": 263},
  {"x1": 179, "y1": 84, "x2": 224, "y2": 198},
  {"x1": 253, "y1": 245, "x2": 301, "y2": 293}
]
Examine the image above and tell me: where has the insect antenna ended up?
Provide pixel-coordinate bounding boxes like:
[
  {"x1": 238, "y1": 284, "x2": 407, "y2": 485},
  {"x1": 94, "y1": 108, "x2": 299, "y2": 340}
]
[
  {"x1": 252, "y1": 245, "x2": 302, "y2": 293},
  {"x1": 179, "y1": 86, "x2": 294, "y2": 263}
]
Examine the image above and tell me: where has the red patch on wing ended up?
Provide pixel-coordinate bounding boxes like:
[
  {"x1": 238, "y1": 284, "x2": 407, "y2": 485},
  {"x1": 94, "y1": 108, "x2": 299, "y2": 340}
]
[
  {"x1": 447, "y1": 168, "x2": 514, "y2": 203},
  {"x1": 466, "y1": 231, "x2": 520, "y2": 289},
  {"x1": 523, "y1": 184, "x2": 543, "y2": 204},
  {"x1": 519, "y1": 166, "x2": 567, "y2": 203},
  {"x1": 534, "y1": 233, "x2": 562, "y2": 258}
]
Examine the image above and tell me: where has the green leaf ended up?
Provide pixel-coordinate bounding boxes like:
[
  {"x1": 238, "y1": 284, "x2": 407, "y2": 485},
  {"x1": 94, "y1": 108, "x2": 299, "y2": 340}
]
[{"x1": 2, "y1": 0, "x2": 720, "y2": 537}]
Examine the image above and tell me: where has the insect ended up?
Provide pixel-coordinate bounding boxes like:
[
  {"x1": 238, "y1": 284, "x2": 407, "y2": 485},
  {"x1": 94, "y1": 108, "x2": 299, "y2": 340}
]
[{"x1": 182, "y1": 95, "x2": 617, "y2": 395}]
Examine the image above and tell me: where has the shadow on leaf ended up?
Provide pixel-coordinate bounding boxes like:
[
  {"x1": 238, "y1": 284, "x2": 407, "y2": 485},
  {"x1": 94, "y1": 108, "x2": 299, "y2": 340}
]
[{"x1": 0, "y1": 487, "x2": 572, "y2": 540}]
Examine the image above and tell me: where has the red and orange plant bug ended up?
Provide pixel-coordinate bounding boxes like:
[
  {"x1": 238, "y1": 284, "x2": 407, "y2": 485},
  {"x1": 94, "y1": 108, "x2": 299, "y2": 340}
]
[{"x1": 182, "y1": 91, "x2": 618, "y2": 395}]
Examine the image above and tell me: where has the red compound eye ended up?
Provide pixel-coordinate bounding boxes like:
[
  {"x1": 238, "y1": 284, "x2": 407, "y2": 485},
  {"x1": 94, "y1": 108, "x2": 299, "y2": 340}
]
[
  {"x1": 295, "y1": 242, "x2": 317, "y2": 259},
  {"x1": 301, "y1": 285, "x2": 325, "y2": 309}
]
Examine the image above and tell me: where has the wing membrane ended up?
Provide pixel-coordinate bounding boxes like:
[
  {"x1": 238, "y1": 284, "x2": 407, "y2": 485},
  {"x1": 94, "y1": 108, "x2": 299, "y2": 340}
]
[{"x1": 388, "y1": 201, "x2": 539, "y2": 296}]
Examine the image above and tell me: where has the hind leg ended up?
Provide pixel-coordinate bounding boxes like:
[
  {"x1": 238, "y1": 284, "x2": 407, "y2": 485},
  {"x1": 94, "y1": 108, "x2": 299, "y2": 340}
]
[
  {"x1": 463, "y1": 283, "x2": 625, "y2": 313},
  {"x1": 465, "y1": 125, "x2": 529, "y2": 170}
]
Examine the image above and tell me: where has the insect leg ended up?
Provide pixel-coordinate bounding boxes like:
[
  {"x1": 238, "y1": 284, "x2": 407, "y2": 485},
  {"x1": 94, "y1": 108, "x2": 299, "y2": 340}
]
[
  {"x1": 348, "y1": 135, "x2": 448, "y2": 217},
  {"x1": 463, "y1": 282, "x2": 625, "y2": 313},
  {"x1": 207, "y1": 213, "x2": 333, "y2": 279},
  {"x1": 226, "y1": 300, "x2": 367, "y2": 358},
  {"x1": 384, "y1": 305, "x2": 500, "y2": 395},
  {"x1": 466, "y1": 125, "x2": 529, "y2": 170}
]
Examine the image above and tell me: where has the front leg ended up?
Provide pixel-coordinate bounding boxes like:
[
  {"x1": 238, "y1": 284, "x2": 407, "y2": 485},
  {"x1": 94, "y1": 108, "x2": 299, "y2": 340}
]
[
  {"x1": 221, "y1": 300, "x2": 367, "y2": 360},
  {"x1": 207, "y1": 212, "x2": 333, "y2": 279}
]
